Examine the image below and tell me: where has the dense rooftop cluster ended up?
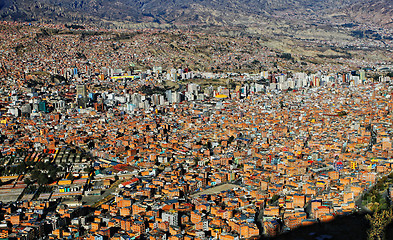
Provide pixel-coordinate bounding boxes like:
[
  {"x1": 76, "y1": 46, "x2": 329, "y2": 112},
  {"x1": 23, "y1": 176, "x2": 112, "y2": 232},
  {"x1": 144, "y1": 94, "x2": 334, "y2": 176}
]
[{"x1": 0, "y1": 22, "x2": 392, "y2": 240}]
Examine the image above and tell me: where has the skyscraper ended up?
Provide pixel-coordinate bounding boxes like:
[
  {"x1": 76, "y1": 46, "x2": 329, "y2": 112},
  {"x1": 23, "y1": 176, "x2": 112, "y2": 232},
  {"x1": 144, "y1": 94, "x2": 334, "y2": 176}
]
[
  {"x1": 76, "y1": 85, "x2": 87, "y2": 109},
  {"x1": 76, "y1": 85, "x2": 87, "y2": 98},
  {"x1": 359, "y1": 69, "x2": 366, "y2": 82}
]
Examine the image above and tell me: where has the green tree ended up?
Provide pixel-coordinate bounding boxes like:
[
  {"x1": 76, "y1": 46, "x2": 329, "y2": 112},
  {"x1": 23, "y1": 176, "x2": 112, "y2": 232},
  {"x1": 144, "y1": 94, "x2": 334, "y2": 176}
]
[
  {"x1": 15, "y1": 162, "x2": 26, "y2": 174},
  {"x1": 24, "y1": 178, "x2": 32, "y2": 185},
  {"x1": 31, "y1": 170, "x2": 40, "y2": 180},
  {"x1": 37, "y1": 173, "x2": 49, "y2": 185},
  {"x1": 366, "y1": 209, "x2": 393, "y2": 240},
  {"x1": 36, "y1": 161, "x2": 45, "y2": 169},
  {"x1": 49, "y1": 169, "x2": 57, "y2": 179},
  {"x1": 270, "y1": 194, "x2": 280, "y2": 204},
  {"x1": 84, "y1": 166, "x2": 93, "y2": 173},
  {"x1": 67, "y1": 173, "x2": 75, "y2": 181}
]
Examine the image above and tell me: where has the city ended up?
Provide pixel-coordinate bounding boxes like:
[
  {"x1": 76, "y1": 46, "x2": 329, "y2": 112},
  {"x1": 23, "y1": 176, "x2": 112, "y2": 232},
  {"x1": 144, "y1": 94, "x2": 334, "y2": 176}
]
[{"x1": 0, "y1": 12, "x2": 393, "y2": 240}]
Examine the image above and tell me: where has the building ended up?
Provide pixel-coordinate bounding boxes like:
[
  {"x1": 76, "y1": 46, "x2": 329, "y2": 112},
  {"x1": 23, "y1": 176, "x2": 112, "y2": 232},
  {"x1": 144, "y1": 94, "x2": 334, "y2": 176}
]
[{"x1": 162, "y1": 210, "x2": 179, "y2": 226}]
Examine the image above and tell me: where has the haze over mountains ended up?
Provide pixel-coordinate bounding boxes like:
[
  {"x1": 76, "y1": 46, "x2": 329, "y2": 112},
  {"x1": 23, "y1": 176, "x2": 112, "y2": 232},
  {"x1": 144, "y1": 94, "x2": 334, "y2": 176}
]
[{"x1": 0, "y1": 0, "x2": 392, "y2": 28}]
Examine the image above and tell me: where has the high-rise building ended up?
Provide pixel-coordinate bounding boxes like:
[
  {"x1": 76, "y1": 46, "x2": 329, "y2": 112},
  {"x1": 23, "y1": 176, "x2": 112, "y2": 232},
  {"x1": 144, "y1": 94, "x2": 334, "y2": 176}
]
[
  {"x1": 77, "y1": 98, "x2": 87, "y2": 109},
  {"x1": 76, "y1": 85, "x2": 87, "y2": 98},
  {"x1": 359, "y1": 69, "x2": 366, "y2": 82},
  {"x1": 188, "y1": 83, "x2": 199, "y2": 95},
  {"x1": 76, "y1": 85, "x2": 88, "y2": 109},
  {"x1": 172, "y1": 92, "x2": 181, "y2": 103},
  {"x1": 38, "y1": 101, "x2": 48, "y2": 113},
  {"x1": 166, "y1": 90, "x2": 172, "y2": 103},
  {"x1": 131, "y1": 93, "x2": 141, "y2": 106}
]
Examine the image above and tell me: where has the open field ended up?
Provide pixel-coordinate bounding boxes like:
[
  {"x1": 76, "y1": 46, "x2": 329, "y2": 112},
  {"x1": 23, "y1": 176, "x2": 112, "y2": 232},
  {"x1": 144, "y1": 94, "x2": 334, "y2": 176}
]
[{"x1": 191, "y1": 183, "x2": 239, "y2": 197}]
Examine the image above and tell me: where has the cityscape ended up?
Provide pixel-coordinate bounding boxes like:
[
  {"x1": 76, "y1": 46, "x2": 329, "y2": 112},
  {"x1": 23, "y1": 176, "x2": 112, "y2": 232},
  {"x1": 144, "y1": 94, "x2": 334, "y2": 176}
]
[{"x1": 0, "y1": 1, "x2": 393, "y2": 240}]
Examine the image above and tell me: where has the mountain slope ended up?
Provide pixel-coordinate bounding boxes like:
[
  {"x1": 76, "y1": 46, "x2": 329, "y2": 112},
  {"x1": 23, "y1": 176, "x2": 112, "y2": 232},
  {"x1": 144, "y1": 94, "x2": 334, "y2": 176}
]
[
  {"x1": 347, "y1": 0, "x2": 393, "y2": 27},
  {"x1": 0, "y1": 0, "x2": 391, "y2": 28}
]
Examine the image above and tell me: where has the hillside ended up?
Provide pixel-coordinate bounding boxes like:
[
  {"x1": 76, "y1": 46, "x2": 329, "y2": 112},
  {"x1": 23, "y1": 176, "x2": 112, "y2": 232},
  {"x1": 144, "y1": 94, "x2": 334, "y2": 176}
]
[
  {"x1": 347, "y1": 0, "x2": 393, "y2": 28},
  {"x1": 0, "y1": 0, "x2": 391, "y2": 28}
]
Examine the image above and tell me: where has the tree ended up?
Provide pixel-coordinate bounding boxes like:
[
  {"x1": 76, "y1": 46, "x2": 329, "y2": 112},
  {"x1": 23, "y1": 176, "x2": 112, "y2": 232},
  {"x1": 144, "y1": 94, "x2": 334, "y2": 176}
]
[
  {"x1": 31, "y1": 170, "x2": 40, "y2": 180},
  {"x1": 380, "y1": 203, "x2": 389, "y2": 211},
  {"x1": 36, "y1": 161, "x2": 45, "y2": 169},
  {"x1": 24, "y1": 178, "x2": 32, "y2": 185},
  {"x1": 49, "y1": 169, "x2": 57, "y2": 179},
  {"x1": 84, "y1": 166, "x2": 93, "y2": 173},
  {"x1": 37, "y1": 173, "x2": 49, "y2": 185},
  {"x1": 67, "y1": 173, "x2": 75, "y2": 181},
  {"x1": 366, "y1": 209, "x2": 393, "y2": 240},
  {"x1": 15, "y1": 162, "x2": 26, "y2": 174},
  {"x1": 270, "y1": 194, "x2": 280, "y2": 204}
]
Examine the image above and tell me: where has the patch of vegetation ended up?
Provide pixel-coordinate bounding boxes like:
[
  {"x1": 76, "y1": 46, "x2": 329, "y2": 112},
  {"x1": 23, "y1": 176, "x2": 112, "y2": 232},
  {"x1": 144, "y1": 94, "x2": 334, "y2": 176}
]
[
  {"x1": 110, "y1": 32, "x2": 143, "y2": 41},
  {"x1": 14, "y1": 44, "x2": 24, "y2": 54},
  {"x1": 65, "y1": 24, "x2": 85, "y2": 30},
  {"x1": 139, "y1": 85, "x2": 166, "y2": 95},
  {"x1": 361, "y1": 174, "x2": 393, "y2": 239},
  {"x1": 351, "y1": 30, "x2": 364, "y2": 38},
  {"x1": 277, "y1": 53, "x2": 293, "y2": 60},
  {"x1": 366, "y1": 209, "x2": 393, "y2": 240},
  {"x1": 317, "y1": 54, "x2": 351, "y2": 59},
  {"x1": 269, "y1": 194, "x2": 280, "y2": 204},
  {"x1": 50, "y1": 74, "x2": 67, "y2": 84},
  {"x1": 0, "y1": 151, "x2": 70, "y2": 186},
  {"x1": 341, "y1": 23, "x2": 358, "y2": 28},
  {"x1": 337, "y1": 111, "x2": 348, "y2": 117}
]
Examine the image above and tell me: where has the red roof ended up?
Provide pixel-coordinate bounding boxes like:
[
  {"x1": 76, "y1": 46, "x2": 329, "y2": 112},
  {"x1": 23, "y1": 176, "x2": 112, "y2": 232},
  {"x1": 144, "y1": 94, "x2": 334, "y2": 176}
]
[{"x1": 121, "y1": 178, "x2": 139, "y2": 186}]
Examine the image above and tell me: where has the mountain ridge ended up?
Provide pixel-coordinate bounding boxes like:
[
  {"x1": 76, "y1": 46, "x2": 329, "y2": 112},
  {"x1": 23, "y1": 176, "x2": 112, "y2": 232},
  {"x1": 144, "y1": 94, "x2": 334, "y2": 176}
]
[{"x1": 0, "y1": 0, "x2": 391, "y2": 28}]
